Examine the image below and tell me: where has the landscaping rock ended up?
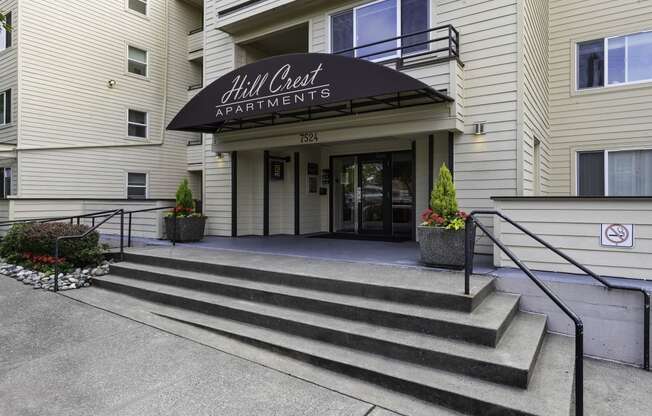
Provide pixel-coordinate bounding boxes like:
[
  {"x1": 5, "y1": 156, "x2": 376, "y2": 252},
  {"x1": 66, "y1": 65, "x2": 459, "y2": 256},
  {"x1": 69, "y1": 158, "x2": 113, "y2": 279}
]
[{"x1": 0, "y1": 258, "x2": 106, "y2": 292}]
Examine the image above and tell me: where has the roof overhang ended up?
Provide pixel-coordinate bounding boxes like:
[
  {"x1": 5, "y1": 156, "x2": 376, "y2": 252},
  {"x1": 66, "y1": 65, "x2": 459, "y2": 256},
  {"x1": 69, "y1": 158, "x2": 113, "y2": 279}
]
[{"x1": 167, "y1": 53, "x2": 453, "y2": 134}]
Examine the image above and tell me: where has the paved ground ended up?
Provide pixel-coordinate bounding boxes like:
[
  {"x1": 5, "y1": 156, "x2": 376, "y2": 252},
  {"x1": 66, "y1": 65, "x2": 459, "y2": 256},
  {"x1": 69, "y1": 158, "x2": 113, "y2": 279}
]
[
  {"x1": 2, "y1": 276, "x2": 651, "y2": 416},
  {"x1": 0, "y1": 277, "x2": 386, "y2": 416}
]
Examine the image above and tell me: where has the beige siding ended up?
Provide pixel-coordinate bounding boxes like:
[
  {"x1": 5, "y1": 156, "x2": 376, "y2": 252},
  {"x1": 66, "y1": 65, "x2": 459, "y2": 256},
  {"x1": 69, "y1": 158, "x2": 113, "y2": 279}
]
[
  {"x1": 15, "y1": 0, "x2": 201, "y2": 201},
  {"x1": 494, "y1": 198, "x2": 652, "y2": 280},
  {"x1": 548, "y1": 0, "x2": 652, "y2": 195},
  {"x1": 521, "y1": 0, "x2": 550, "y2": 195},
  {"x1": 0, "y1": 0, "x2": 17, "y2": 145}
]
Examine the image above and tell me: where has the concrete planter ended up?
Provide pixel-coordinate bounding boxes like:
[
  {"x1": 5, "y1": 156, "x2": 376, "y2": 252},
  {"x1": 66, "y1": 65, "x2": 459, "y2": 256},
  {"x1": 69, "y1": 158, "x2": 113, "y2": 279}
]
[
  {"x1": 165, "y1": 216, "x2": 206, "y2": 243},
  {"x1": 417, "y1": 226, "x2": 465, "y2": 269}
]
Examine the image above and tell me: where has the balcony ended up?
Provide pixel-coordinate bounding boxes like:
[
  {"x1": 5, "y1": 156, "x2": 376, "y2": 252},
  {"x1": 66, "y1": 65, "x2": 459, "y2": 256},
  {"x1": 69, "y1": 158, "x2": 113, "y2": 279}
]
[
  {"x1": 188, "y1": 27, "x2": 204, "y2": 61},
  {"x1": 187, "y1": 137, "x2": 203, "y2": 168}
]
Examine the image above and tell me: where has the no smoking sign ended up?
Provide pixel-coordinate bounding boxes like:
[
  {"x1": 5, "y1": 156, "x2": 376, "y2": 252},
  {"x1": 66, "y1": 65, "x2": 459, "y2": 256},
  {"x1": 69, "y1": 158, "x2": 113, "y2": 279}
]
[{"x1": 600, "y1": 223, "x2": 634, "y2": 248}]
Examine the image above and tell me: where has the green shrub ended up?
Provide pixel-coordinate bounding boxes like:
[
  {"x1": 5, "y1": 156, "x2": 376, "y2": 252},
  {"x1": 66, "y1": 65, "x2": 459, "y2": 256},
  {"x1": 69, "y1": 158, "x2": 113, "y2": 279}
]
[
  {"x1": 176, "y1": 178, "x2": 194, "y2": 211},
  {"x1": 430, "y1": 164, "x2": 458, "y2": 219},
  {"x1": 0, "y1": 222, "x2": 105, "y2": 269}
]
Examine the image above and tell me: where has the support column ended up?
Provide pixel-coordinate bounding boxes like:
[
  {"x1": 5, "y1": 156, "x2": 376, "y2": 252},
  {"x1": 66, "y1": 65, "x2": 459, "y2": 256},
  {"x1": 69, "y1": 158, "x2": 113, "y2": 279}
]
[
  {"x1": 231, "y1": 151, "x2": 238, "y2": 237},
  {"x1": 448, "y1": 131, "x2": 455, "y2": 179},
  {"x1": 294, "y1": 152, "x2": 300, "y2": 235},
  {"x1": 411, "y1": 141, "x2": 417, "y2": 241},
  {"x1": 428, "y1": 134, "x2": 434, "y2": 205},
  {"x1": 263, "y1": 150, "x2": 270, "y2": 236}
]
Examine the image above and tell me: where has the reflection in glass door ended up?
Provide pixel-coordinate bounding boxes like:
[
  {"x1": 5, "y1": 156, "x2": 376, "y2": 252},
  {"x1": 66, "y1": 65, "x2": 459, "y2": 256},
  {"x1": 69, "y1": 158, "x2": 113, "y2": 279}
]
[
  {"x1": 333, "y1": 157, "x2": 357, "y2": 233},
  {"x1": 358, "y1": 154, "x2": 390, "y2": 234}
]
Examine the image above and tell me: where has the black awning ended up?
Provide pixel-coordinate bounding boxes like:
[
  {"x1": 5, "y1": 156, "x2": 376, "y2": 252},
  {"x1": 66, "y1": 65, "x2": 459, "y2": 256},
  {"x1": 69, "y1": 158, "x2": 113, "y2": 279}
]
[{"x1": 167, "y1": 53, "x2": 453, "y2": 133}]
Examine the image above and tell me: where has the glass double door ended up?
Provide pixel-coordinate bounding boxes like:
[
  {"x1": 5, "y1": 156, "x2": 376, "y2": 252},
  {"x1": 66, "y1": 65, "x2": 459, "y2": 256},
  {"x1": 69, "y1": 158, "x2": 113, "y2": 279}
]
[{"x1": 332, "y1": 151, "x2": 414, "y2": 239}]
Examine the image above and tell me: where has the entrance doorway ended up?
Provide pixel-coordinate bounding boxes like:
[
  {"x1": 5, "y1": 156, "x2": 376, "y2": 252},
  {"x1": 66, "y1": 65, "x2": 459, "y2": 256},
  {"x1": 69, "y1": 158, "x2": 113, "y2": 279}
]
[{"x1": 331, "y1": 151, "x2": 414, "y2": 240}]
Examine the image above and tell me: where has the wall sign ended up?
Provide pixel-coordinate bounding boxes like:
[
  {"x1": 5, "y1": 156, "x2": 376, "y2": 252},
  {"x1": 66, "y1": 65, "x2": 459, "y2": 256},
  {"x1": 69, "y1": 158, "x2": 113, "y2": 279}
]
[
  {"x1": 270, "y1": 160, "x2": 284, "y2": 180},
  {"x1": 321, "y1": 169, "x2": 331, "y2": 186},
  {"x1": 601, "y1": 223, "x2": 634, "y2": 248}
]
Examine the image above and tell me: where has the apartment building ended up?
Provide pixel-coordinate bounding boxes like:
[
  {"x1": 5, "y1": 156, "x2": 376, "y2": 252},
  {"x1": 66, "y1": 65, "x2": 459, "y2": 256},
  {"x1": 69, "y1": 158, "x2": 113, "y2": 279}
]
[{"x1": 0, "y1": 0, "x2": 204, "y2": 236}]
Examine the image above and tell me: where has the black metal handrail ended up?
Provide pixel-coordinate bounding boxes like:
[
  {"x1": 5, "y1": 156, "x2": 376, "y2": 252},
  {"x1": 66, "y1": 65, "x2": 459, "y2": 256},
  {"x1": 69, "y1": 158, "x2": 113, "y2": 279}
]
[
  {"x1": 464, "y1": 211, "x2": 585, "y2": 415},
  {"x1": 334, "y1": 24, "x2": 459, "y2": 68},
  {"x1": 54, "y1": 209, "x2": 124, "y2": 292},
  {"x1": 123, "y1": 206, "x2": 175, "y2": 248}
]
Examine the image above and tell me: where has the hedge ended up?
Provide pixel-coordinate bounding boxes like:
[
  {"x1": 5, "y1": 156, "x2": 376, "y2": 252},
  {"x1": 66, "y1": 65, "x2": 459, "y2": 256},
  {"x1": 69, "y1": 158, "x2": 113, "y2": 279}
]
[{"x1": 0, "y1": 222, "x2": 104, "y2": 268}]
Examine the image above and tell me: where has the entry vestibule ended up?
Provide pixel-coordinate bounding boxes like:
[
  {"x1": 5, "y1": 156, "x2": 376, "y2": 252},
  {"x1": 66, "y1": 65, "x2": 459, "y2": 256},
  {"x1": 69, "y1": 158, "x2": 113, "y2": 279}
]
[{"x1": 230, "y1": 134, "x2": 452, "y2": 241}]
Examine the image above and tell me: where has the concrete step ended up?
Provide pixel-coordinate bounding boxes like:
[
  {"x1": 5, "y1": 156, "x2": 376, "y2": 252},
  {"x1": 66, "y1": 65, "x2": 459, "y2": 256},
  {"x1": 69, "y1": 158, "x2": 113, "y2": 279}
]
[
  {"x1": 94, "y1": 270, "x2": 542, "y2": 388},
  {"x1": 102, "y1": 263, "x2": 520, "y2": 347},
  {"x1": 121, "y1": 251, "x2": 495, "y2": 312},
  {"x1": 140, "y1": 304, "x2": 575, "y2": 416}
]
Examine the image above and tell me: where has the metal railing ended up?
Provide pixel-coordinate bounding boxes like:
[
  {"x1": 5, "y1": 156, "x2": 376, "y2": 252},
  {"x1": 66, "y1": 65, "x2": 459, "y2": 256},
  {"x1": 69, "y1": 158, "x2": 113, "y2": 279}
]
[
  {"x1": 465, "y1": 210, "x2": 652, "y2": 416},
  {"x1": 333, "y1": 24, "x2": 460, "y2": 69}
]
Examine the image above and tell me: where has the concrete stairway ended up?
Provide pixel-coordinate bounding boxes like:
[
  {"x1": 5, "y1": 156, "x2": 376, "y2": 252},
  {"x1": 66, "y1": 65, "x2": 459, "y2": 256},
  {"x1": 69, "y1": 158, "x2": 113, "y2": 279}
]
[{"x1": 79, "y1": 250, "x2": 575, "y2": 416}]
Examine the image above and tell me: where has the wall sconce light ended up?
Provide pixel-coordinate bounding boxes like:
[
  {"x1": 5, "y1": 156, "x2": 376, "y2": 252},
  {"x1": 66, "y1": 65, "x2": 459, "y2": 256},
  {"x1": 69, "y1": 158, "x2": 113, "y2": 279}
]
[
  {"x1": 473, "y1": 122, "x2": 486, "y2": 135},
  {"x1": 107, "y1": 79, "x2": 117, "y2": 89},
  {"x1": 216, "y1": 152, "x2": 224, "y2": 160}
]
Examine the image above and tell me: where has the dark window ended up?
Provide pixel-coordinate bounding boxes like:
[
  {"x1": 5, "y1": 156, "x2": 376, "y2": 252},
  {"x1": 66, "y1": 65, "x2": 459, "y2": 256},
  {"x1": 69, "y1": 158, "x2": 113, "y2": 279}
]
[
  {"x1": 128, "y1": 46, "x2": 148, "y2": 77},
  {"x1": 401, "y1": 0, "x2": 429, "y2": 54},
  {"x1": 1, "y1": 12, "x2": 12, "y2": 49},
  {"x1": 577, "y1": 151, "x2": 605, "y2": 196},
  {"x1": 127, "y1": 173, "x2": 147, "y2": 199},
  {"x1": 577, "y1": 39, "x2": 604, "y2": 89},
  {"x1": 128, "y1": 109, "x2": 147, "y2": 138},
  {"x1": 128, "y1": 0, "x2": 147, "y2": 15},
  {"x1": 0, "y1": 89, "x2": 10, "y2": 125},
  {"x1": 331, "y1": 10, "x2": 353, "y2": 57},
  {"x1": 0, "y1": 168, "x2": 11, "y2": 199}
]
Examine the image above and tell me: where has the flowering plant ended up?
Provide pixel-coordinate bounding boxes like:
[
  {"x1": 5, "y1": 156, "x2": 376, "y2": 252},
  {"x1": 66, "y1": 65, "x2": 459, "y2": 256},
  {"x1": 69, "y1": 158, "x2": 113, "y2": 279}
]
[
  {"x1": 420, "y1": 164, "x2": 467, "y2": 230},
  {"x1": 165, "y1": 178, "x2": 205, "y2": 218},
  {"x1": 22, "y1": 252, "x2": 66, "y2": 265}
]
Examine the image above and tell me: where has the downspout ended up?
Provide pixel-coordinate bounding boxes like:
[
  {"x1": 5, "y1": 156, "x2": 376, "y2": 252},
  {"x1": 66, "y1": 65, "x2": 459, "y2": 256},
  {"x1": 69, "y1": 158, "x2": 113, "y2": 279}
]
[{"x1": 158, "y1": 0, "x2": 170, "y2": 145}]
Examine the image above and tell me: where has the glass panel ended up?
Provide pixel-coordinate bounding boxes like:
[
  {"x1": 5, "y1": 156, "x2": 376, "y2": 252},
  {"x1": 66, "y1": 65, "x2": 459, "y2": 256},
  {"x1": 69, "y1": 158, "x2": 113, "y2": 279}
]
[
  {"x1": 332, "y1": 157, "x2": 357, "y2": 233},
  {"x1": 128, "y1": 109, "x2": 147, "y2": 124},
  {"x1": 3, "y1": 168, "x2": 10, "y2": 197},
  {"x1": 128, "y1": 46, "x2": 147, "y2": 62},
  {"x1": 128, "y1": 0, "x2": 147, "y2": 15},
  {"x1": 607, "y1": 37, "x2": 625, "y2": 85},
  {"x1": 577, "y1": 151, "x2": 605, "y2": 196},
  {"x1": 391, "y1": 152, "x2": 413, "y2": 238},
  {"x1": 0, "y1": 92, "x2": 5, "y2": 125},
  {"x1": 360, "y1": 159, "x2": 385, "y2": 233},
  {"x1": 0, "y1": 25, "x2": 6, "y2": 51},
  {"x1": 608, "y1": 150, "x2": 652, "y2": 196},
  {"x1": 355, "y1": 0, "x2": 398, "y2": 60},
  {"x1": 128, "y1": 60, "x2": 147, "y2": 76},
  {"x1": 627, "y1": 32, "x2": 652, "y2": 82},
  {"x1": 128, "y1": 124, "x2": 147, "y2": 138},
  {"x1": 577, "y1": 40, "x2": 604, "y2": 89},
  {"x1": 401, "y1": 0, "x2": 429, "y2": 55},
  {"x1": 127, "y1": 186, "x2": 146, "y2": 199},
  {"x1": 128, "y1": 173, "x2": 147, "y2": 187},
  {"x1": 331, "y1": 10, "x2": 354, "y2": 57}
]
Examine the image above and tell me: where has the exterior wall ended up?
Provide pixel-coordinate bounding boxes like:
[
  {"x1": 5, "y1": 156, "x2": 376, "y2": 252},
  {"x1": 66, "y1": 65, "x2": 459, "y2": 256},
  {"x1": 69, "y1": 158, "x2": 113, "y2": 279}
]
[
  {"x1": 0, "y1": 0, "x2": 17, "y2": 145},
  {"x1": 493, "y1": 197, "x2": 652, "y2": 280},
  {"x1": 520, "y1": 0, "x2": 550, "y2": 195},
  {"x1": 548, "y1": 0, "x2": 652, "y2": 195},
  {"x1": 14, "y1": 0, "x2": 201, "y2": 202}
]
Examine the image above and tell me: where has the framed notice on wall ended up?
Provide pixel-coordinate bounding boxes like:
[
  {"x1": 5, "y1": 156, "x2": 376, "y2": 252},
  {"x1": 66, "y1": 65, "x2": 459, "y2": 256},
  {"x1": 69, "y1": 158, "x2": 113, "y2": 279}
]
[
  {"x1": 308, "y1": 176, "x2": 318, "y2": 194},
  {"x1": 307, "y1": 162, "x2": 319, "y2": 176},
  {"x1": 270, "y1": 160, "x2": 284, "y2": 180}
]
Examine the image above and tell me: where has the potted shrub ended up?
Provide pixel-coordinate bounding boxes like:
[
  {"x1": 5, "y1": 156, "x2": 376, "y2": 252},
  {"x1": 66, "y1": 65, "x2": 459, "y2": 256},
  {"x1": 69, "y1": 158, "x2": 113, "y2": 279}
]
[
  {"x1": 417, "y1": 164, "x2": 469, "y2": 269},
  {"x1": 165, "y1": 179, "x2": 207, "y2": 243}
]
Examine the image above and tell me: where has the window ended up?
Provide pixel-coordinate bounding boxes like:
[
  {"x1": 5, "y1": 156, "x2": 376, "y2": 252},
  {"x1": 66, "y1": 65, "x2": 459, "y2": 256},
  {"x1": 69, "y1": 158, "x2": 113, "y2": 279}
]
[
  {"x1": 0, "y1": 167, "x2": 11, "y2": 199},
  {"x1": 577, "y1": 149, "x2": 652, "y2": 196},
  {"x1": 127, "y1": 173, "x2": 147, "y2": 199},
  {"x1": 577, "y1": 31, "x2": 652, "y2": 90},
  {"x1": 330, "y1": 0, "x2": 429, "y2": 61},
  {"x1": 0, "y1": 90, "x2": 10, "y2": 126},
  {"x1": 127, "y1": 109, "x2": 148, "y2": 138},
  {"x1": 128, "y1": 0, "x2": 147, "y2": 15},
  {"x1": 0, "y1": 12, "x2": 11, "y2": 51},
  {"x1": 127, "y1": 46, "x2": 148, "y2": 77}
]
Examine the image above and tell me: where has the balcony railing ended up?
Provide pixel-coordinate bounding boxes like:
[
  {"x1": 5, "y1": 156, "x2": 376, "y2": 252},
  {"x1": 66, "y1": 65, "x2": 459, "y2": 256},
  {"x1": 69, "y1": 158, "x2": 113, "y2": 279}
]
[{"x1": 333, "y1": 24, "x2": 459, "y2": 70}]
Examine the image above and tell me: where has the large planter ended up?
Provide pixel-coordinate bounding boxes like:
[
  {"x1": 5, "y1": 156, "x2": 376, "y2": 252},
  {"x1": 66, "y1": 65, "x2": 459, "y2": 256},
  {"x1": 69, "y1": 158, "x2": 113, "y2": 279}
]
[
  {"x1": 165, "y1": 216, "x2": 206, "y2": 243},
  {"x1": 417, "y1": 226, "x2": 466, "y2": 269}
]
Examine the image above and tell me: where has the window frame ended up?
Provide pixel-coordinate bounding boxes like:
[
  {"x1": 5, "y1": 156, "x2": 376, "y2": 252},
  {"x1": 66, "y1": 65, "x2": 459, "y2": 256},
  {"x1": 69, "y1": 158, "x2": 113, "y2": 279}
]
[
  {"x1": 126, "y1": 0, "x2": 148, "y2": 17},
  {"x1": 126, "y1": 44, "x2": 149, "y2": 78},
  {"x1": 126, "y1": 172, "x2": 149, "y2": 200},
  {"x1": 0, "y1": 90, "x2": 9, "y2": 126},
  {"x1": 0, "y1": 11, "x2": 11, "y2": 52},
  {"x1": 328, "y1": 0, "x2": 431, "y2": 63},
  {"x1": 576, "y1": 30, "x2": 652, "y2": 91},
  {"x1": 0, "y1": 167, "x2": 11, "y2": 199},
  {"x1": 127, "y1": 108, "x2": 149, "y2": 140},
  {"x1": 576, "y1": 147, "x2": 652, "y2": 196}
]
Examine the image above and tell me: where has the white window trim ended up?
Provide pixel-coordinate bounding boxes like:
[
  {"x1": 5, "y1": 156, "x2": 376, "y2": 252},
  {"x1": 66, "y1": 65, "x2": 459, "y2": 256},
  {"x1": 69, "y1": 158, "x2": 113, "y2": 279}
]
[
  {"x1": 0, "y1": 24, "x2": 6, "y2": 52},
  {"x1": 125, "y1": 0, "x2": 149, "y2": 18},
  {"x1": 0, "y1": 91, "x2": 6, "y2": 126},
  {"x1": 328, "y1": 0, "x2": 431, "y2": 63},
  {"x1": 127, "y1": 109, "x2": 149, "y2": 140},
  {"x1": 575, "y1": 30, "x2": 652, "y2": 91},
  {"x1": 126, "y1": 44, "x2": 149, "y2": 78},
  {"x1": 575, "y1": 147, "x2": 652, "y2": 196},
  {"x1": 1, "y1": 167, "x2": 11, "y2": 199},
  {"x1": 126, "y1": 172, "x2": 149, "y2": 200}
]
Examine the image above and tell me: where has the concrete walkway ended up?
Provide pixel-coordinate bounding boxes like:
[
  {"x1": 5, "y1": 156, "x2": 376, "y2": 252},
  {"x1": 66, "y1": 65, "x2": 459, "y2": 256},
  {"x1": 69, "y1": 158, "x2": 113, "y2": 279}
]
[
  {"x1": 0, "y1": 277, "x2": 385, "y2": 416},
  {"x1": 2, "y1": 276, "x2": 651, "y2": 416}
]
